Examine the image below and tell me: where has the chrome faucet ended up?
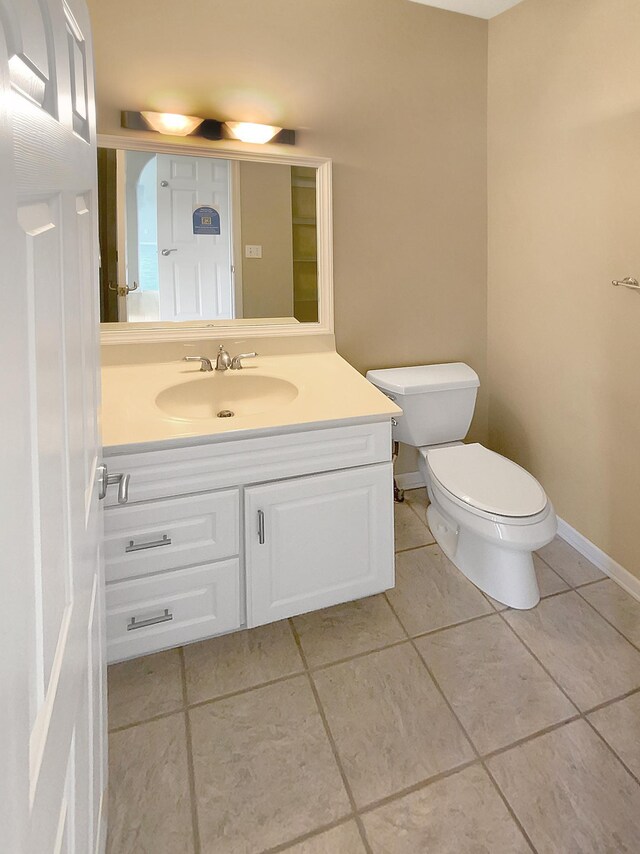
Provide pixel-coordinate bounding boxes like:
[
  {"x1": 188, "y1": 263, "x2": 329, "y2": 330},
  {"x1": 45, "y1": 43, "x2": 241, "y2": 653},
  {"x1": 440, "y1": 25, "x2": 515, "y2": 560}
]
[
  {"x1": 215, "y1": 346, "x2": 258, "y2": 371},
  {"x1": 183, "y1": 355, "x2": 213, "y2": 372},
  {"x1": 215, "y1": 345, "x2": 232, "y2": 371},
  {"x1": 183, "y1": 347, "x2": 258, "y2": 372},
  {"x1": 230, "y1": 352, "x2": 258, "y2": 370}
]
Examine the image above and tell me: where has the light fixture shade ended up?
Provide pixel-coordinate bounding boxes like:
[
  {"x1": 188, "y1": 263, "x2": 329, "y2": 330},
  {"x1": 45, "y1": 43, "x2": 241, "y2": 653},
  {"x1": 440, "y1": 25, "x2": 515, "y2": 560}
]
[
  {"x1": 224, "y1": 121, "x2": 281, "y2": 144},
  {"x1": 140, "y1": 111, "x2": 204, "y2": 136},
  {"x1": 121, "y1": 111, "x2": 293, "y2": 144}
]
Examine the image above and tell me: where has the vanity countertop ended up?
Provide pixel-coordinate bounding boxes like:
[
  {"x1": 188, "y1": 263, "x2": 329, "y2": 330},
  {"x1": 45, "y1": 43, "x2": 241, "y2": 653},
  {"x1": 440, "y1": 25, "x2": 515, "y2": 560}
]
[{"x1": 101, "y1": 350, "x2": 402, "y2": 453}]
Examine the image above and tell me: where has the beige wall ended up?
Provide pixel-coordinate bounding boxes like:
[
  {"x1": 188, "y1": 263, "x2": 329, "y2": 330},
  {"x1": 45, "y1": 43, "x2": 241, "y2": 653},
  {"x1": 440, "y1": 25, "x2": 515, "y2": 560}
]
[
  {"x1": 488, "y1": 0, "x2": 640, "y2": 577},
  {"x1": 86, "y1": 0, "x2": 489, "y2": 470},
  {"x1": 238, "y1": 161, "x2": 294, "y2": 318}
]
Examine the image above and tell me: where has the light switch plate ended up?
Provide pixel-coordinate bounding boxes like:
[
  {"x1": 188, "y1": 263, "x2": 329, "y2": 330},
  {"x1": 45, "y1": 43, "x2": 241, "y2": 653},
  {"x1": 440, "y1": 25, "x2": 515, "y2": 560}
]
[{"x1": 245, "y1": 244, "x2": 262, "y2": 259}]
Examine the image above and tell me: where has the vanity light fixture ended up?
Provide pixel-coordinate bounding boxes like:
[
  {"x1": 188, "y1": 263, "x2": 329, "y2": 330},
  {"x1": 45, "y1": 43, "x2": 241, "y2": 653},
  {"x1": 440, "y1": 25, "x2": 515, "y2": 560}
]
[
  {"x1": 224, "y1": 121, "x2": 281, "y2": 144},
  {"x1": 121, "y1": 111, "x2": 295, "y2": 144},
  {"x1": 139, "y1": 111, "x2": 204, "y2": 136}
]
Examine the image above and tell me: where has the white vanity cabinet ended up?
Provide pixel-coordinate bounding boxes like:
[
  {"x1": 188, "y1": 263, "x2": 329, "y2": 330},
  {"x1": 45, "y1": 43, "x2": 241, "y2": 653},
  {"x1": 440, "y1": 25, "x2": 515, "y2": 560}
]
[
  {"x1": 103, "y1": 420, "x2": 395, "y2": 662},
  {"x1": 245, "y1": 464, "x2": 393, "y2": 627}
]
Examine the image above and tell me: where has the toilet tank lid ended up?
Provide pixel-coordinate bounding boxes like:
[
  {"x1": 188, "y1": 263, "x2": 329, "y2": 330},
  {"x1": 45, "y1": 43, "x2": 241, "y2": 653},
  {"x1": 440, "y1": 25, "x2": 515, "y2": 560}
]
[{"x1": 366, "y1": 363, "x2": 480, "y2": 395}]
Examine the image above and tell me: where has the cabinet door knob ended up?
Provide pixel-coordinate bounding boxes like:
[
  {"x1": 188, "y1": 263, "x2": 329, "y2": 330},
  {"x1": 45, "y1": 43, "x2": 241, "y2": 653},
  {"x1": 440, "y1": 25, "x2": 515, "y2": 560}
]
[{"x1": 257, "y1": 510, "x2": 265, "y2": 544}]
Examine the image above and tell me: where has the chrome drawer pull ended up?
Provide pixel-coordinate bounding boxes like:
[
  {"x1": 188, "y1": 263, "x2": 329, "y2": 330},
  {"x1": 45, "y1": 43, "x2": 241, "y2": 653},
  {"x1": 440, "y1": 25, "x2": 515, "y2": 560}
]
[
  {"x1": 125, "y1": 533, "x2": 172, "y2": 553},
  {"x1": 257, "y1": 509, "x2": 265, "y2": 544},
  {"x1": 127, "y1": 608, "x2": 173, "y2": 631}
]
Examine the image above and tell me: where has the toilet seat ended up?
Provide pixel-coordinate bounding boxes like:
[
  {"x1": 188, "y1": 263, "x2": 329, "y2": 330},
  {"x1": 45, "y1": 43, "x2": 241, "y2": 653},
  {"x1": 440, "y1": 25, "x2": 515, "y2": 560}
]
[{"x1": 424, "y1": 443, "x2": 547, "y2": 519}]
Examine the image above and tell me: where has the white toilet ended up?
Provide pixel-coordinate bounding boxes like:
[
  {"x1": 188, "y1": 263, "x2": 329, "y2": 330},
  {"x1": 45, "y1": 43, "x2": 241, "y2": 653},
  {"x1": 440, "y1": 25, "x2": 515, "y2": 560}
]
[{"x1": 366, "y1": 363, "x2": 557, "y2": 609}]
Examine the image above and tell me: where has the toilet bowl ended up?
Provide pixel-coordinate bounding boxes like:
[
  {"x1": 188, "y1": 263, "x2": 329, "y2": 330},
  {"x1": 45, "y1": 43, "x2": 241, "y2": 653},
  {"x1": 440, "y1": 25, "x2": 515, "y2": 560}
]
[
  {"x1": 419, "y1": 443, "x2": 556, "y2": 609},
  {"x1": 366, "y1": 363, "x2": 556, "y2": 609}
]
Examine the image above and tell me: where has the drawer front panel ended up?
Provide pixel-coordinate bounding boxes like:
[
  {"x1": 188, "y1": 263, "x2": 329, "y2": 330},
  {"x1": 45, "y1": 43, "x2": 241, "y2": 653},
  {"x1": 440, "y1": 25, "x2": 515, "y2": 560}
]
[
  {"x1": 106, "y1": 560, "x2": 241, "y2": 662},
  {"x1": 104, "y1": 421, "x2": 391, "y2": 506},
  {"x1": 104, "y1": 490, "x2": 239, "y2": 583}
]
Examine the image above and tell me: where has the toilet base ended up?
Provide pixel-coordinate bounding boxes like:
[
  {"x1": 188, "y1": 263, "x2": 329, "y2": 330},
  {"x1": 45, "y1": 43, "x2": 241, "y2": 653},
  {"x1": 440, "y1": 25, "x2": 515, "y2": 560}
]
[{"x1": 427, "y1": 502, "x2": 541, "y2": 610}]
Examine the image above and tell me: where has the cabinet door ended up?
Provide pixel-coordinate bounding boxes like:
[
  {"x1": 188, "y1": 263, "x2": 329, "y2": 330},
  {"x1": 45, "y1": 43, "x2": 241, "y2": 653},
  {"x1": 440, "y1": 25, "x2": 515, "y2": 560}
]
[{"x1": 245, "y1": 463, "x2": 394, "y2": 627}]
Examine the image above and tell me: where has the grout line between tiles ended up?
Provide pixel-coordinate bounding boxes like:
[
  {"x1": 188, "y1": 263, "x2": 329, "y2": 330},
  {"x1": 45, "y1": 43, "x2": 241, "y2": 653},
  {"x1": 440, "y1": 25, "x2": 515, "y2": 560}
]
[
  {"x1": 186, "y1": 667, "x2": 308, "y2": 711},
  {"x1": 383, "y1": 595, "x2": 539, "y2": 854},
  {"x1": 306, "y1": 637, "x2": 409, "y2": 672},
  {"x1": 118, "y1": 584, "x2": 629, "y2": 734},
  {"x1": 111, "y1": 617, "x2": 493, "y2": 733},
  {"x1": 259, "y1": 817, "x2": 359, "y2": 854},
  {"x1": 493, "y1": 606, "x2": 581, "y2": 711},
  {"x1": 351, "y1": 814, "x2": 373, "y2": 853},
  {"x1": 581, "y1": 684, "x2": 640, "y2": 716},
  {"x1": 405, "y1": 498, "x2": 434, "y2": 526},
  {"x1": 406, "y1": 609, "x2": 497, "y2": 642},
  {"x1": 479, "y1": 715, "x2": 582, "y2": 763},
  {"x1": 356, "y1": 757, "x2": 480, "y2": 816},
  {"x1": 179, "y1": 646, "x2": 202, "y2": 854},
  {"x1": 108, "y1": 705, "x2": 185, "y2": 734},
  {"x1": 534, "y1": 549, "x2": 606, "y2": 592},
  {"x1": 574, "y1": 585, "x2": 640, "y2": 653},
  {"x1": 492, "y1": 605, "x2": 640, "y2": 789},
  {"x1": 582, "y1": 714, "x2": 640, "y2": 788},
  {"x1": 573, "y1": 576, "x2": 608, "y2": 590},
  {"x1": 109, "y1": 598, "x2": 640, "y2": 742},
  {"x1": 288, "y1": 618, "x2": 374, "y2": 854},
  {"x1": 394, "y1": 540, "x2": 437, "y2": 555}
]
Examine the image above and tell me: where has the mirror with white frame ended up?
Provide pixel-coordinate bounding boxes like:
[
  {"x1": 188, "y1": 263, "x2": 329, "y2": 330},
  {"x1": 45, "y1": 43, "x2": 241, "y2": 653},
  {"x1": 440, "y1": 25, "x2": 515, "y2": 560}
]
[{"x1": 97, "y1": 137, "x2": 332, "y2": 341}]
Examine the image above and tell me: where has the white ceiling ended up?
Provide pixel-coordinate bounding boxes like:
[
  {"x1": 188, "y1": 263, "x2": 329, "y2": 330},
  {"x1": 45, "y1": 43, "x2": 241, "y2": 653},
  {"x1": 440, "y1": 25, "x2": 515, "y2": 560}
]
[{"x1": 408, "y1": 0, "x2": 525, "y2": 19}]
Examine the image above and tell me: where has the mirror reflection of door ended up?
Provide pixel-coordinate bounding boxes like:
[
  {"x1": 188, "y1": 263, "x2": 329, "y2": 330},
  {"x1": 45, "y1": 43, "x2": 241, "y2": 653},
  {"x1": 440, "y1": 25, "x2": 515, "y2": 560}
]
[
  {"x1": 156, "y1": 153, "x2": 235, "y2": 322},
  {"x1": 97, "y1": 149, "x2": 320, "y2": 325},
  {"x1": 99, "y1": 152, "x2": 236, "y2": 323}
]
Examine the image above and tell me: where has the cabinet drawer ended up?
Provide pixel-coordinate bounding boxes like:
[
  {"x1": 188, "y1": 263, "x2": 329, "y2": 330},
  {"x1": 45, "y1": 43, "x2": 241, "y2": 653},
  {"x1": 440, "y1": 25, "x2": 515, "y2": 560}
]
[
  {"x1": 104, "y1": 421, "x2": 391, "y2": 505},
  {"x1": 106, "y1": 559, "x2": 241, "y2": 663},
  {"x1": 104, "y1": 490, "x2": 239, "y2": 583}
]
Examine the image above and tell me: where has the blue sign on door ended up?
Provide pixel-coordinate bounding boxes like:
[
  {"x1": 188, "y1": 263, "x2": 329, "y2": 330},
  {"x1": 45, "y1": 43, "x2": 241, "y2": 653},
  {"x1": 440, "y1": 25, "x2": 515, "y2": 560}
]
[{"x1": 192, "y1": 205, "x2": 221, "y2": 235}]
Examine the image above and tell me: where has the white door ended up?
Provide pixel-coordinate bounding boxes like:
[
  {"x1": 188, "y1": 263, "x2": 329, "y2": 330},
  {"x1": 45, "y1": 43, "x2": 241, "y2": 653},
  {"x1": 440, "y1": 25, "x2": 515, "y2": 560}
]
[
  {"x1": 244, "y1": 464, "x2": 395, "y2": 627},
  {"x1": 0, "y1": 0, "x2": 106, "y2": 852},
  {"x1": 156, "y1": 153, "x2": 234, "y2": 321}
]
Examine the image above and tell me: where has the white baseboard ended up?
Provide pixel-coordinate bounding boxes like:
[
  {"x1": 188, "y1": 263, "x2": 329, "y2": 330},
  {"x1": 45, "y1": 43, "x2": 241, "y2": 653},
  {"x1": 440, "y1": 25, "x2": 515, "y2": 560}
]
[
  {"x1": 395, "y1": 470, "x2": 424, "y2": 491},
  {"x1": 556, "y1": 517, "x2": 640, "y2": 603},
  {"x1": 395, "y1": 469, "x2": 640, "y2": 603}
]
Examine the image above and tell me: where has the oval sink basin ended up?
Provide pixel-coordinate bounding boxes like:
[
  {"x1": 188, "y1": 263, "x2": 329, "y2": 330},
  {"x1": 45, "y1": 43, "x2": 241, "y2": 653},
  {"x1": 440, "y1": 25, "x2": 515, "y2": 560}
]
[{"x1": 156, "y1": 373, "x2": 299, "y2": 420}]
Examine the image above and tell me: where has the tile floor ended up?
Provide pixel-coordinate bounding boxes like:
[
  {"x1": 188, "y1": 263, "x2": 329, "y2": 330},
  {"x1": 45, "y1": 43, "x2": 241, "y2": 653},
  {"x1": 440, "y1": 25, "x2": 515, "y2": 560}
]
[{"x1": 106, "y1": 491, "x2": 640, "y2": 854}]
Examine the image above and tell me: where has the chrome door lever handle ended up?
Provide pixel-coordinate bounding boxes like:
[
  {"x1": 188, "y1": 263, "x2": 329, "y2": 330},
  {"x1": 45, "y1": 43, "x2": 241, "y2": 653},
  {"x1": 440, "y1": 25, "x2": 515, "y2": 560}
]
[
  {"x1": 107, "y1": 472, "x2": 130, "y2": 504},
  {"x1": 161, "y1": 248, "x2": 178, "y2": 256},
  {"x1": 97, "y1": 463, "x2": 108, "y2": 500}
]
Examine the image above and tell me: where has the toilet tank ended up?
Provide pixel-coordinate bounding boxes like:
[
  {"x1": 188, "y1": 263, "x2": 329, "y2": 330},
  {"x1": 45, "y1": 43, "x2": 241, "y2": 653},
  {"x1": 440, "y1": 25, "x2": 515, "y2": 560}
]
[{"x1": 366, "y1": 363, "x2": 480, "y2": 447}]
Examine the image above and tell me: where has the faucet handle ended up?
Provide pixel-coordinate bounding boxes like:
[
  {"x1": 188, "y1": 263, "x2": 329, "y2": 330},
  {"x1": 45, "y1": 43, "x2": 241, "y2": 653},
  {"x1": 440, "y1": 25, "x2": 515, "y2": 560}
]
[
  {"x1": 230, "y1": 352, "x2": 258, "y2": 370},
  {"x1": 183, "y1": 355, "x2": 213, "y2": 372}
]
